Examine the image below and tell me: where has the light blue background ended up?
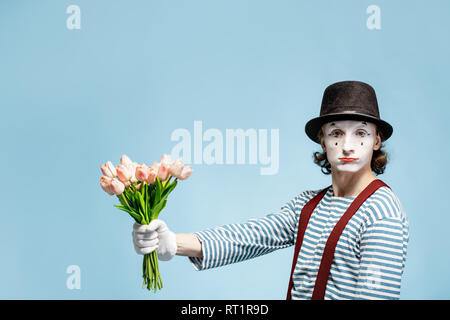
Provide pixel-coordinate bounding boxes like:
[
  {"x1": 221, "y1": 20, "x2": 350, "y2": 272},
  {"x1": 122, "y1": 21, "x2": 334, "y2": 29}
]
[{"x1": 1, "y1": 0, "x2": 449, "y2": 299}]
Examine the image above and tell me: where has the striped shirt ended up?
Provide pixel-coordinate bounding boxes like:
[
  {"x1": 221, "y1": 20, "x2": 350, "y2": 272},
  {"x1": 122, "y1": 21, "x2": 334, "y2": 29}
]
[{"x1": 188, "y1": 185, "x2": 409, "y2": 300}]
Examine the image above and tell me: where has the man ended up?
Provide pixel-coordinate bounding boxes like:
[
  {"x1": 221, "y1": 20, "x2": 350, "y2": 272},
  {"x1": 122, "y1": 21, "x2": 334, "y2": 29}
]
[{"x1": 132, "y1": 81, "x2": 409, "y2": 300}]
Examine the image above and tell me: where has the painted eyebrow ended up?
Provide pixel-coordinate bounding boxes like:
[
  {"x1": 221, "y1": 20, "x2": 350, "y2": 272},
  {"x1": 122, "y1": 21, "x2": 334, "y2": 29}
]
[
  {"x1": 329, "y1": 121, "x2": 367, "y2": 128},
  {"x1": 326, "y1": 122, "x2": 369, "y2": 133},
  {"x1": 356, "y1": 122, "x2": 370, "y2": 130},
  {"x1": 355, "y1": 122, "x2": 367, "y2": 128}
]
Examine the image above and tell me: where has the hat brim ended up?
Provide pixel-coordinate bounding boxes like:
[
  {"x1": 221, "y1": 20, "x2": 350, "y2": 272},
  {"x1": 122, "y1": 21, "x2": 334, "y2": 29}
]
[{"x1": 305, "y1": 113, "x2": 393, "y2": 144}]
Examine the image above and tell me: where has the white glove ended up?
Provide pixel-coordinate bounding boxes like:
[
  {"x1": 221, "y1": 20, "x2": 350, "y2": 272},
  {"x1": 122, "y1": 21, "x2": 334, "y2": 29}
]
[{"x1": 132, "y1": 219, "x2": 177, "y2": 261}]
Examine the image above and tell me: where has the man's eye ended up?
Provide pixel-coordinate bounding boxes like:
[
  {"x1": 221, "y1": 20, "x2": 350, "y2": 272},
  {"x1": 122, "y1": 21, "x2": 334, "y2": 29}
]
[
  {"x1": 357, "y1": 131, "x2": 366, "y2": 137},
  {"x1": 330, "y1": 131, "x2": 341, "y2": 137}
]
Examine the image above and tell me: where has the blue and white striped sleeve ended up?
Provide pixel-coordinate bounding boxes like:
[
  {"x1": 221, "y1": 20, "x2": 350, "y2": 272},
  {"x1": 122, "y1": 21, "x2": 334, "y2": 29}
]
[
  {"x1": 356, "y1": 217, "x2": 410, "y2": 299},
  {"x1": 188, "y1": 197, "x2": 299, "y2": 271}
]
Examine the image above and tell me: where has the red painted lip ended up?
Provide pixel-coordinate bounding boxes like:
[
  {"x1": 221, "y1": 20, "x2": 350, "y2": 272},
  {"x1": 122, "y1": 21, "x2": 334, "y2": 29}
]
[{"x1": 339, "y1": 157, "x2": 358, "y2": 162}]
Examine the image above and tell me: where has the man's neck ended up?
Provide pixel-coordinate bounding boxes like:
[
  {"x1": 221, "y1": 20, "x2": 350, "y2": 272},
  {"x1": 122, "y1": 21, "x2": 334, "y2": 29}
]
[{"x1": 331, "y1": 168, "x2": 377, "y2": 197}]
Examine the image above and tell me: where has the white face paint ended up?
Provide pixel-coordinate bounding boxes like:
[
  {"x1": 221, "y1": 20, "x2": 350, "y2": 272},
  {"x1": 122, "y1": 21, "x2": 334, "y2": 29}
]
[{"x1": 322, "y1": 120, "x2": 378, "y2": 173}]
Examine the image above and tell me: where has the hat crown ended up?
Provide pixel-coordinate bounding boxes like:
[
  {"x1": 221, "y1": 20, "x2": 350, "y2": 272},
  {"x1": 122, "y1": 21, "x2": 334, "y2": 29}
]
[{"x1": 320, "y1": 81, "x2": 380, "y2": 119}]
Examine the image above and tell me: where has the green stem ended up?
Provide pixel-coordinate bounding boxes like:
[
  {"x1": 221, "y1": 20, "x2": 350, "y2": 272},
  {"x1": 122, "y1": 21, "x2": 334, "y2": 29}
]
[
  {"x1": 153, "y1": 251, "x2": 158, "y2": 293},
  {"x1": 162, "y1": 177, "x2": 171, "y2": 189},
  {"x1": 148, "y1": 253, "x2": 153, "y2": 290}
]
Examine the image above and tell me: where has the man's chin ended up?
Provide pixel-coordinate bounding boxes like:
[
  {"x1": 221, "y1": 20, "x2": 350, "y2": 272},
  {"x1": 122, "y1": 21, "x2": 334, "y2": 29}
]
[{"x1": 331, "y1": 163, "x2": 364, "y2": 173}]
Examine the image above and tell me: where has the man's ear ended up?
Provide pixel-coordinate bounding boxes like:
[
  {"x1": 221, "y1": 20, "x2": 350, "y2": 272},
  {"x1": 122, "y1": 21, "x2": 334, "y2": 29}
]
[
  {"x1": 320, "y1": 137, "x2": 327, "y2": 153},
  {"x1": 319, "y1": 127, "x2": 327, "y2": 152},
  {"x1": 373, "y1": 130, "x2": 382, "y2": 151}
]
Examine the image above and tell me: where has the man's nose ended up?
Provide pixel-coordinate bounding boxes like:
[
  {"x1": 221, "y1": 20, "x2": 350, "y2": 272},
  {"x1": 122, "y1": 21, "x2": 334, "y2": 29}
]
[{"x1": 342, "y1": 135, "x2": 355, "y2": 154}]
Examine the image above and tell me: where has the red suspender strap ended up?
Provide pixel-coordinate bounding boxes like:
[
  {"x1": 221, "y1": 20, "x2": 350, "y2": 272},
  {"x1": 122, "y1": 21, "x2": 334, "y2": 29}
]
[
  {"x1": 311, "y1": 179, "x2": 390, "y2": 300},
  {"x1": 286, "y1": 186, "x2": 330, "y2": 300},
  {"x1": 286, "y1": 179, "x2": 390, "y2": 300}
]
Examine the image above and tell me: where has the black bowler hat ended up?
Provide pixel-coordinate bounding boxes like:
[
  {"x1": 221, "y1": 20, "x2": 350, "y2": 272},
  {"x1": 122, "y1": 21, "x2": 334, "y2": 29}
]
[{"x1": 305, "y1": 81, "x2": 393, "y2": 144}]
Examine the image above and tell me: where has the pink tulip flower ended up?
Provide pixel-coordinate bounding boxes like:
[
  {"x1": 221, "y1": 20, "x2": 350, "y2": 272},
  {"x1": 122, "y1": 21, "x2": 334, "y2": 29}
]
[
  {"x1": 150, "y1": 162, "x2": 160, "y2": 174},
  {"x1": 126, "y1": 162, "x2": 138, "y2": 183},
  {"x1": 147, "y1": 166, "x2": 158, "y2": 184},
  {"x1": 110, "y1": 179, "x2": 125, "y2": 195},
  {"x1": 100, "y1": 176, "x2": 114, "y2": 195},
  {"x1": 120, "y1": 154, "x2": 133, "y2": 166},
  {"x1": 169, "y1": 159, "x2": 184, "y2": 178},
  {"x1": 121, "y1": 155, "x2": 137, "y2": 182},
  {"x1": 157, "y1": 162, "x2": 170, "y2": 181},
  {"x1": 116, "y1": 164, "x2": 131, "y2": 182},
  {"x1": 101, "y1": 161, "x2": 117, "y2": 178},
  {"x1": 135, "y1": 163, "x2": 149, "y2": 182},
  {"x1": 160, "y1": 154, "x2": 173, "y2": 167},
  {"x1": 178, "y1": 166, "x2": 193, "y2": 180}
]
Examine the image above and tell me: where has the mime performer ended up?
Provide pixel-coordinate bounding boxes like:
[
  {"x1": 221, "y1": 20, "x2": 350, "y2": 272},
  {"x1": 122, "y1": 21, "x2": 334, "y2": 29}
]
[{"x1": 132, "y1": 80, "x2": 410, "y2": 300}]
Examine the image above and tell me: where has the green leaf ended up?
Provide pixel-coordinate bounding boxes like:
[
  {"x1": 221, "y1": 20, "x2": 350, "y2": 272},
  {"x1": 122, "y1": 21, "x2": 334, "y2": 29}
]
[
  {"x1": 119, "y1": 193, "x2": 132, "y2": 210},
  {"x1": 161, "y1": 179, "x2": 178, "y2": 200},
  {"x1": 124, "y1": 189, "x2": 133, "y2": 207},
  {"x1": 136, "y1": 192, "x2": 147, "y2": 223},
  {"x1": 159, "y1": 199, "x2": 167, "y2": 214},
  {"x1": 147, "y1": 183, "x2": 155, "y2": 207},
  {"x1": 155, "y1": 178, "x2": 162, "y2": 205},
  {"x1": 137, "y1": 192, "x2": 145, "y2": 213},
  {"x1": 133, "y1": 191, "x2": 141, "y2": 209},
  {"x1": 147, "y1": 199, "x2": 151, "y2": 220},
  {"x1": 150, "y1": 198, "x2": 167, "y2": 220},
  {"x1": 117, "y1": 194, "x2": 126, "y2": 207},
  {"x1": 150, "y1": 189, "x2": 156, "y2": 208},
  {"x1": 144, "y1": 183, "x2": 149, "y2": 222},
  {"x1": 114, "y1": 205, "x2": 142, "y2": 223}
]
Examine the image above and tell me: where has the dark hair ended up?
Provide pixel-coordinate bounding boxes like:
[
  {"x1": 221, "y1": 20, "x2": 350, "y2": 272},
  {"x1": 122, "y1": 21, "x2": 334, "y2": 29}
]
[{"x1": 313, "y1": 126, "x2": 388, "y2": 175}]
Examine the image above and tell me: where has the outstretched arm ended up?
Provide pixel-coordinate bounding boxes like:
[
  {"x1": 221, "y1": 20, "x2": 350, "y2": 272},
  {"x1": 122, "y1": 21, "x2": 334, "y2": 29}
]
[
  {"x1": 187, "y1": 195, "x2": 303, "y2": 271},
  {"x1": 176, "y1": 233, "x2": 203, "y2": 258}
]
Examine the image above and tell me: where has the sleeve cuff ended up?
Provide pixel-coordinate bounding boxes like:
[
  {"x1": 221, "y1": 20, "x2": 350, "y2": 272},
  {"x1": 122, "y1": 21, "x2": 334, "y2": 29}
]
[{"x1": 187, "y1": 230, "x2": 213, "y2": 271}]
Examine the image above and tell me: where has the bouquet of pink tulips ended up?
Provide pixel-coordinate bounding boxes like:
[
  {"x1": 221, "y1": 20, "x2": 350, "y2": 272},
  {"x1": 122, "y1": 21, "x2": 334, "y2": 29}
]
[{"x1": 100, "y1": 154, "x2": 193, "y2": 292}]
